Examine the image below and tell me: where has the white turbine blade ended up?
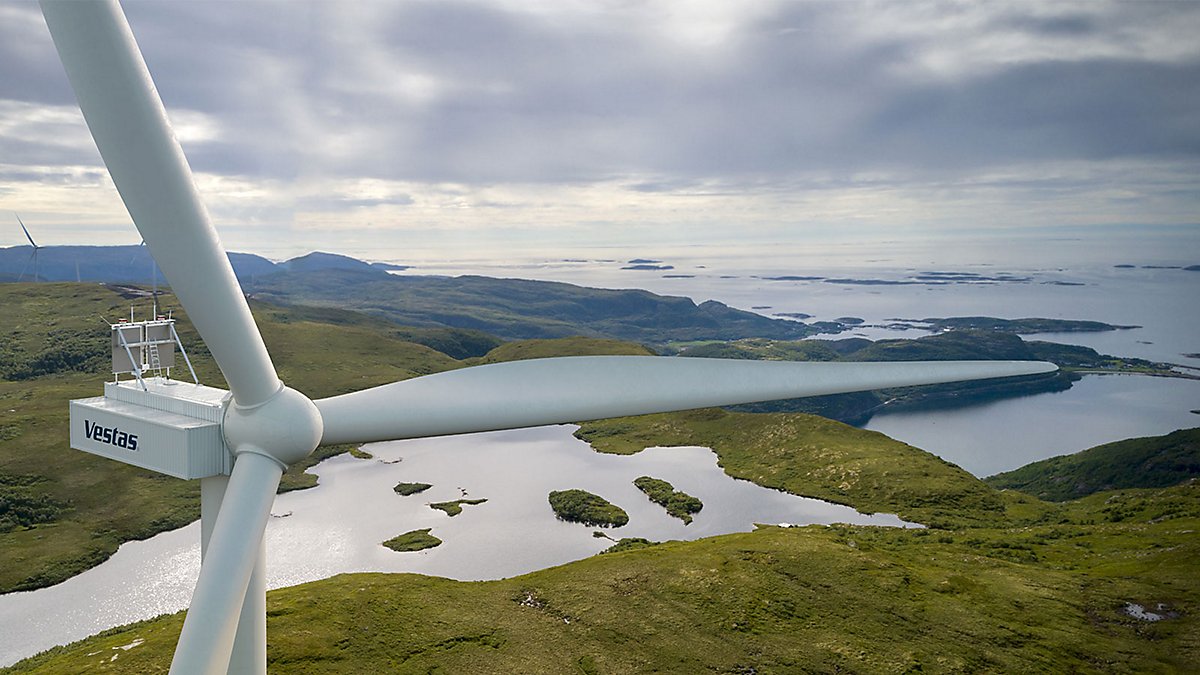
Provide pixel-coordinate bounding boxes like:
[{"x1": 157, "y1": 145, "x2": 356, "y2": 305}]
[
  {"x1": 316, "y1": 356, "x2": 1057, "y2": 445},
  {"x1": 170, "y1": 453, "x2": 282, "y2": 675},
  {"x1": 40, "y1": 0, "x2": 279, "y2": 406}
]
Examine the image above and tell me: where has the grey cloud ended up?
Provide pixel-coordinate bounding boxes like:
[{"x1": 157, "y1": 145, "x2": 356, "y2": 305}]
[
  {"x1": 333, "y1": 195, "x2": 416, "y2": 209},
  {"x1": 863, "y1": 59, "x2": 1200, "y2": 170},
  {"x1": 4, "y1": 0, "x2": 1199, "y2": 193},
  {"x1": 993, "y1": 13, "x2": 1099, "y2": 37},
  {"x1": 0, "y1": 4, "x2": 76, "y2": 105}
]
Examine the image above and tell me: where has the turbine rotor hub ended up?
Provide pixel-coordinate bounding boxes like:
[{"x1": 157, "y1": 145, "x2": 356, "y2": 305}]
[{"x1": 222, "y1": 384, "x2": 322, "y2": 468}]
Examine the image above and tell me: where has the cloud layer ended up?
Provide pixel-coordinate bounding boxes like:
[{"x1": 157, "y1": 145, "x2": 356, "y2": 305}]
[{"x1": 1, "y1": 0, "x2": 1197, "y2": 258}]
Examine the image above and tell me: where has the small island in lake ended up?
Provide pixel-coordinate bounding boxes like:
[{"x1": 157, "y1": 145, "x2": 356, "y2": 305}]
[
  {"x1": 548, "y1": 489, "x2": 629, "y2": 527},
  {"x1": 382, "y1": 528, "x2": 442, "y2": 552},
  {"x1": 393, "y1": 482, "x2": 432, "y2": 496},
  {"x1": 430, "y1": 499, "x2": 488, "y2": 517},
  {"x1": 633, "y1": 476, "x2": 704, "y2": 524}
]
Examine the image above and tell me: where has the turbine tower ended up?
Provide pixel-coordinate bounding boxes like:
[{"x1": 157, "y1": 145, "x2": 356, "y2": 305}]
[
  {"x1": 15, "y1": 214, "x2": 41, "y2": 282},
  {"x1": 41, "y1": 2, "x2": 1057, "y2": 673}
]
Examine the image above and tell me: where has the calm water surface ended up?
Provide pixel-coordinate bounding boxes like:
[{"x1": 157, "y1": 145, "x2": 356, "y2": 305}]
[
  {"x1": 0, "y1": 425, "x2": 912, "y2": 667},
  {"x1": 402, "y1": 250, "x2": 1199, "y2": 366},
  {"x1": 865, "y1": 374, "x2": 1200, "y2": 477}
]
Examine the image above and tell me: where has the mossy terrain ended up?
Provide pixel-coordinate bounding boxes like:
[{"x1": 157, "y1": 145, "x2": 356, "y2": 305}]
[
  {"x1": 633, "y1": 475, "x2": 703, "y2": 524},
  {"x1": 393, "y1": 482, "x2": 432, "y2": 496},
  {"x1": 986, "y1": 427, "x2": 1200, "y2": 500},
  {"x1": 600, "y1": 537, "x2": 658, "y2": 554},
  {"x1": 548, "y1": 489, "x2": 630, "y2": 527},
  {"x1": 577, "y1": 408, "x2": 1003, "y2": 529},
  {"x1": 469, "y1": 336, "x2": 653, "y2": 364},
  {"x1": 0, "y1": 283, "x2": 460, "y2": 592},
  {"x1": 9, "y1": 479, "x2": 1197, "y2": 673},
  {"x1": 429, "y1": 499, "x2": 487, "y2": 517},
  {"x1": 5, "y1": 282, "x2": 1200, "y2": 671},
  {"x1": 382, "y1": 528, "x2": 441, "y2": 552}
]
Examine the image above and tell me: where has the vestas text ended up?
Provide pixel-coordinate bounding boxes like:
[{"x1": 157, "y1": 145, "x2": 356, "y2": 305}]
[{"x1": 84, "y1": 420, "x2": 139, "y2": 451}]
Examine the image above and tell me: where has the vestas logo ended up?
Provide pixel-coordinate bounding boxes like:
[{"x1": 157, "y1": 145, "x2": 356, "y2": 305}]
[{"x1": 84, "y1": 420, "x2": 139, "y2": 451}]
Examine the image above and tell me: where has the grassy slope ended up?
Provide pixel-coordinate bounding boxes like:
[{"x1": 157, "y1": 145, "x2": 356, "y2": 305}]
[
  {"x1": 469, "y1": 337, "x2": 654, "y2": 364},
  {"x1": 986, "y1": 427, "x2": 1200, "y2": 500},
  {"x1": 6, "y1": 415, "x2": 1199, "y2": 672},
  {"x1": 577, "y1": 409, "x2": 1004, "y2": 529},
  {"x1": 9, "y1": 482, "x2": 1197, "y2": 673},
  {"x1": 0, "y1": 283, "x2": 461, "y2": 592}
]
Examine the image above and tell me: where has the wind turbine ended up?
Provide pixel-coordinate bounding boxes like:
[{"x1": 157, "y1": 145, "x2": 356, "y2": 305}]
[
  {"x1": 15, "y1": 214, "x2": 41, "y2": 282},
  {"x1": 40, "y1": 2, "x2": 1056, "y2": 673}
]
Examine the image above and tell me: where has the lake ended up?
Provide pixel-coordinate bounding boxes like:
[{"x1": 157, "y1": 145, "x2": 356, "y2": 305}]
[
  {"x1": 0, "y1": 425, "x2": 913, "y2": 668},
  {"x1": 865, "y1": 374, "x2": 1200, "y2": 477}
]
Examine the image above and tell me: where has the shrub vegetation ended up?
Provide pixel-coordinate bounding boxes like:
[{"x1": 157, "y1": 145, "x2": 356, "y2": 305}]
[
  {"x1": 393, "y1": 482, "x2": 432, "y2": 496},
  {"x1": 382, "y1": 528, "x2": 442, "y2": 552},
  {"x1": 429, "y1": 499, "x2": 487, "y2": 517},
  {"x1": 548, "y1": 489, "x2": 629, "y2": 527},
  {"x1": 633, "y1": 476, "x2": 702, "y2": 523}
]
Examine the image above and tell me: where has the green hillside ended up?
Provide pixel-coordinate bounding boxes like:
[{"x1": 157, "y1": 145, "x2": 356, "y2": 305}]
[
  {"x1": 0, "y1": 284, "x2": 674, "y2": 592},
  {"x1": 577, "y1": 409, "x2": 1004, "y2": 529},
  {"x1": 0, "y1": 283, "x2": 462, "y2": 592},
  {"x1": 3, "y1": 283, "x2": 1199, "y2": 671},
  {"x1": 469, "y1": 337, "x2": 653, "y2": 364},
  {"x1": 244, "y1": 267, "x2": 819, "y2": 344},
  {"x1": 986, "y1": 428, "x2": 1200, "y2": 500},
  {"x1": 8, "y1": 479, "x2": 1197, "y2": 672}
]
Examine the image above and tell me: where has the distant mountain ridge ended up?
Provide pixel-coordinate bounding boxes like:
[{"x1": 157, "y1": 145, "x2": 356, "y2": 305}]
[
  {"x1": 0, "y1": 245, "x2": 819, "y2": 344},
  {"x1": 0, "y1": 245, "x2": 1147, "y2": 348},
  {"x1": 245, "y1": 267, "x2": 818, "y2": 343},
  {"x1": 0, "y1": 245, "x2": 404, "y2": 284}
]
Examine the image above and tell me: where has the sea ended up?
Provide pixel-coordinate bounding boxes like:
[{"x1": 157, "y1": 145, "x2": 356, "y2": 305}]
[{"x1": 2, "y1": 230, "x2": 1197, "y2": 666}]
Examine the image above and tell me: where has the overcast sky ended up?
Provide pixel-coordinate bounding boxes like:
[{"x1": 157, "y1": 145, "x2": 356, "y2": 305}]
[{"x1": 1, "y1": 0, "x2": 1198, "y2": 262}]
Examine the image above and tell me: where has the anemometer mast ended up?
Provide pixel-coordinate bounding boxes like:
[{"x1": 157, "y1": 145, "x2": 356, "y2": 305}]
[{"x1": 70, "y1": 309, "x2": 234, "y2": 480}]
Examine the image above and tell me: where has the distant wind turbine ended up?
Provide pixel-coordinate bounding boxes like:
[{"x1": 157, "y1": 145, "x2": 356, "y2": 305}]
[
  {"x1": 15, "y1": 214, "x2": 41, "y2": 282},
  {"x1": 40, "y1": 2, "x2": 1057, "y2": 674}
]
